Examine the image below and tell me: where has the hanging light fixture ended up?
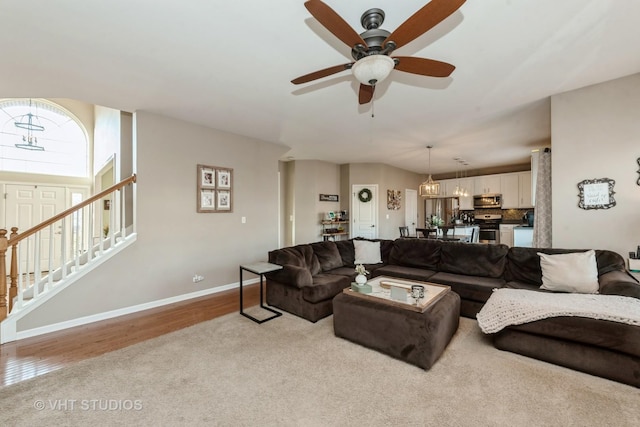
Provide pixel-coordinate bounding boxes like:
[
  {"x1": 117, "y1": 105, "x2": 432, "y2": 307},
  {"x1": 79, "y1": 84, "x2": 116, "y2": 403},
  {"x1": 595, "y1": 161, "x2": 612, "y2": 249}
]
[
  {"x1": 14, "y1": 99, "x2": 45, "y2": 151},
  {"x1": 452, "y1": 158, "x2": 462, "y2": 197},
  {"x1": 461, "y1": 162, "x2": 470, "y2": 197},
  {"x1": 419, "y1": 145, "x2": 440, "y2": 198}
]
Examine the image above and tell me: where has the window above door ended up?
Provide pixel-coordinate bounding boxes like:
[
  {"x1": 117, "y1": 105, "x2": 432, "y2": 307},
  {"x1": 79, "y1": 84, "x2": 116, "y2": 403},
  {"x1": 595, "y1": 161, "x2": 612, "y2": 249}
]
[{"x1": 0, "y1": 98, "x2": 89, "y2": 177}]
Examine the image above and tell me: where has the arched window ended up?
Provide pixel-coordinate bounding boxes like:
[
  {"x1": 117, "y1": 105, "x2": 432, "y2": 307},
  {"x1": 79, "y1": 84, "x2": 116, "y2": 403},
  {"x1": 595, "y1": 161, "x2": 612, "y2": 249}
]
[{"x1": 0, "y1": 98, "x2": 89, "y2": 177}]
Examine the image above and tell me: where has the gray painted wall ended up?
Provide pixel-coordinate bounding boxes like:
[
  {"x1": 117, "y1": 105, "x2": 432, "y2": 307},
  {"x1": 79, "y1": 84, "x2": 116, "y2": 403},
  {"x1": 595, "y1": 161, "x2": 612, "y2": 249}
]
[
  {"x1": 344, "y1": 163, "x2": 424, "y2": 240},
  {"x1": 551, "y1": 72, "x2": 640, "y2": 258},
  {"x1": 17, "y1": 110, "x2": 288, "y2": 331}
]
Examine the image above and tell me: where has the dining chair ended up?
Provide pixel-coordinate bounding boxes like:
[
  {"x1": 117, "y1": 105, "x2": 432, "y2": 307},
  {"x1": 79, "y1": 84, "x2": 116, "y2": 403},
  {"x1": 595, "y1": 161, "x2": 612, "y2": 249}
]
[{"x1": 399, "y1": 226, "x2": 410, "y2": 237}]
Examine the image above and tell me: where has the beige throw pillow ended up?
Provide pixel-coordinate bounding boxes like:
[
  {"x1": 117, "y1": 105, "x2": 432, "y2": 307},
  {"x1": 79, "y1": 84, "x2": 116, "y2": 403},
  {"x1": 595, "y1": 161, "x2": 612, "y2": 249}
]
[
  {"x1": 538, "y1": 250, "x2": 599, "y2": 294},
  {"x1": 354, "y1": 240, "x2": 382, "y2": 264}
]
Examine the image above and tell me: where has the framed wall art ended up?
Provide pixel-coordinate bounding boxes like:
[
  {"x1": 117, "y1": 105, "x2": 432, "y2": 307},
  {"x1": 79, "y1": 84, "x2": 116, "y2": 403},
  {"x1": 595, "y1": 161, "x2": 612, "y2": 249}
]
[
  {"x1": 387, "y1": 190, "x2": 401, "y2": 210},
  {"x1": 577, "y1": 178, "x2": 616, "y2": 210},
  {"x1": 197, "y1": 164, "x2": 234, "y2": 213}
]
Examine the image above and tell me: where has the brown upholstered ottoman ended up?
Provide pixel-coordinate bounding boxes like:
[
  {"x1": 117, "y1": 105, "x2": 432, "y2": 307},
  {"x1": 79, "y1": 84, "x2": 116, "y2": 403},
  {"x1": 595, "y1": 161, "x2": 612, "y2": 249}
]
[{"x1": 333, "y1": 279, "x2": 460, "y2": 370}]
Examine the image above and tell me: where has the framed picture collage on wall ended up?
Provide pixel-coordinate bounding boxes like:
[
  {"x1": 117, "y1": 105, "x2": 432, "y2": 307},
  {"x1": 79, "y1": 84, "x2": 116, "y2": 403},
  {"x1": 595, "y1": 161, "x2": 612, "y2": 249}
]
[{"x1": 197, "y1": 164, "x2": 233, "y2": 213}]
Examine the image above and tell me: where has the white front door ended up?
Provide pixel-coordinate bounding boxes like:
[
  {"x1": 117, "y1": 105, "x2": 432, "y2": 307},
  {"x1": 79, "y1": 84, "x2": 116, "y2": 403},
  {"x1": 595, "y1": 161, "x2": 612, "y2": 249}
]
[
  {"x1": 352, "y1": 184, "x2": 377, "y2": 239},
  {"x1": 5, "y1": 184, "x2": 66, "y2": 272},
  {"x1": 405, "y1": 189, "x2": 418, "y2": 236}
]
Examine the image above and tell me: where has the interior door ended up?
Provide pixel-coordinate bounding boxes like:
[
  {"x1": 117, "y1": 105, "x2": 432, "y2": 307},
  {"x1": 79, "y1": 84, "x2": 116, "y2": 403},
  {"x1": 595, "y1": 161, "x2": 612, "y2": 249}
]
[
  {"x1": 352, "y1": 184, "x2": 377, "y2": 239},
  {"x1": 5, "y1": 184, "x2": 66, "y2": 272},
  {"x1": 405, "y1": 189, "x2": 417, "y2": 236}
]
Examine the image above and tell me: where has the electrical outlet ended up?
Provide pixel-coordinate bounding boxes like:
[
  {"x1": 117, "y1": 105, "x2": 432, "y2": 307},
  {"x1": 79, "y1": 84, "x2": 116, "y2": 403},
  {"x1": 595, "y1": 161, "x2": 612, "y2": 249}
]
[{"x1": 192, "y1": 274, "x2": 204, "y2": 283}]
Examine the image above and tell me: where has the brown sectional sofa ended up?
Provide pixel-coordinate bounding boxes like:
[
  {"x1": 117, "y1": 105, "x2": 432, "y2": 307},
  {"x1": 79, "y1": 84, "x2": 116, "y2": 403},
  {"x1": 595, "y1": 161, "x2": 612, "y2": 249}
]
[{"x1": 265, "y1": 238, "x2": 640, "y2": 387}]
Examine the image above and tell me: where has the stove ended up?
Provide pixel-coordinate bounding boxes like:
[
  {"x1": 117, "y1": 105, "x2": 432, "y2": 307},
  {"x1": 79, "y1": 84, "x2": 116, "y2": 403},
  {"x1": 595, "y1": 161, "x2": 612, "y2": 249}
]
[{"x1": 474, "y1": 214, "x2": 502, "y2": 244}]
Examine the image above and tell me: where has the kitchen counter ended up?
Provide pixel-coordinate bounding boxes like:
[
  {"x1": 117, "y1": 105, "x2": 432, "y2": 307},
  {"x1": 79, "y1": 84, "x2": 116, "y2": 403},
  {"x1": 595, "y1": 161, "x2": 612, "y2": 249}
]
[{"x1": 513, "y1": 226, "x2": 533, "y2": 247}]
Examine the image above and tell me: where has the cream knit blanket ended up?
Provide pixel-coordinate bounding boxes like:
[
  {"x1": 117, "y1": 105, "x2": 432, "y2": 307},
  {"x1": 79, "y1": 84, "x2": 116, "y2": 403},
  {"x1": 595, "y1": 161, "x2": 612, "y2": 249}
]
[{"x1": 476, "y1": 288, "x2": 640, "y2": 334}]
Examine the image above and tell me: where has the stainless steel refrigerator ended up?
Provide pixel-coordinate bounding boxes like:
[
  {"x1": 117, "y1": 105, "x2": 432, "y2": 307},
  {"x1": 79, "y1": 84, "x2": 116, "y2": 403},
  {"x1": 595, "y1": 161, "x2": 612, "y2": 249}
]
[{"x1": 424, "y1": 197, "x2": 459, "y2": 226}]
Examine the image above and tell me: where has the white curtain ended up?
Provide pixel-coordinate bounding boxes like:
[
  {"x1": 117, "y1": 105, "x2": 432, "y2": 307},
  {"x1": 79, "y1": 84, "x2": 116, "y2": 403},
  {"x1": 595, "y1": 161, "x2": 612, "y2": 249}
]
[{"x1": 532, "y1": 149, "x2": 552, "y2": 248}]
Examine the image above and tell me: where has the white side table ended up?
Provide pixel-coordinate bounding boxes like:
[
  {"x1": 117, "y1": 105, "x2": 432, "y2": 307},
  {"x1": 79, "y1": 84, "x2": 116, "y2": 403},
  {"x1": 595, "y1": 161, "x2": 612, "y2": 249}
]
[{"x1": 239, "y1": 262, "x2": 283, "y2": 324}]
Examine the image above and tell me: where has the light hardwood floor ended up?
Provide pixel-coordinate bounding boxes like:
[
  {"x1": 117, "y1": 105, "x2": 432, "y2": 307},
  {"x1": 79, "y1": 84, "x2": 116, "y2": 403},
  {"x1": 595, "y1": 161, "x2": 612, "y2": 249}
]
[{"x1": 0, "y1": 284, "x2": 261, "y2": 387}]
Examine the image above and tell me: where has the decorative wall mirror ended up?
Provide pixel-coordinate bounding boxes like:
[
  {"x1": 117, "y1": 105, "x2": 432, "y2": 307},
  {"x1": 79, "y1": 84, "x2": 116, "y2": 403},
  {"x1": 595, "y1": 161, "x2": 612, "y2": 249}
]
[{"x1": 577, "y1": 178, "x2": 616, "y2": 210}]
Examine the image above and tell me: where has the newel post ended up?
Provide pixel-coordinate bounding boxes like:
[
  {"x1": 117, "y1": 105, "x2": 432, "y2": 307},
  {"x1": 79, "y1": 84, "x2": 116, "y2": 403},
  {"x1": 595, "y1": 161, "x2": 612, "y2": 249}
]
[
  {"x1": 0, "y1": 229, "x2": 7, "y2": 321},
  {"x1": 8, "y1": 227, "x2": 18, "y2": 311}
]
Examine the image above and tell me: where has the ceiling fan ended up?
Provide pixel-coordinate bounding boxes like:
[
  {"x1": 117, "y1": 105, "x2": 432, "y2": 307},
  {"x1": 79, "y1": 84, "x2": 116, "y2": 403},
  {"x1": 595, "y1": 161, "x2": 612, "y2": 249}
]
[{"x1": 291, "y1": 0, "x2": 466, "y2": 104}]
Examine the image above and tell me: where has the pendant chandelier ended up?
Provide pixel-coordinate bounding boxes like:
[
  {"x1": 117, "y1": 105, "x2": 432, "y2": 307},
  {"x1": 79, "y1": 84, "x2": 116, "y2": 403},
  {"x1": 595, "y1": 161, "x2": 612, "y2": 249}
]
[
  {"x1": 419, "y1": 145, "x2": 440, "y2": 198},
  {"x1": 14, "y1": 99, "x2": 45, "y2": 151},
  {"x1": 452, "y1": 158, "x2": 469, "y2": 197}
]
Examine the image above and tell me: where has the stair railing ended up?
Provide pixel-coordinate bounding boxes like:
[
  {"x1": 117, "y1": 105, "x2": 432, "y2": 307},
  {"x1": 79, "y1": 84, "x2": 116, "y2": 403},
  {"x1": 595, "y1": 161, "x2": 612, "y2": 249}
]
[{"x1": 0, "y1": 174, "x2": 137, "y2": 321}]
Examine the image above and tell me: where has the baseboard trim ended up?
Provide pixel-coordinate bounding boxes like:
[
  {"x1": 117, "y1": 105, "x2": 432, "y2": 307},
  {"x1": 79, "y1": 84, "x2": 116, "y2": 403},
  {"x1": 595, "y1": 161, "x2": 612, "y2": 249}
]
[{"x1": 15, "y1": 277, "x2": 259, "y2": 341}]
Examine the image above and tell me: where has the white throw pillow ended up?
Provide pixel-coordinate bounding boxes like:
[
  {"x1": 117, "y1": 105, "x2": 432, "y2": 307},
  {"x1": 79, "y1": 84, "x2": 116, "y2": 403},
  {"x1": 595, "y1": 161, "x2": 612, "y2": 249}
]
[
  {"x1": 354, "y1": 240, "x2": 382, "y2": 264},
  {"x1": 538, "y1": 250, "x2": 599, "y2": 294}
]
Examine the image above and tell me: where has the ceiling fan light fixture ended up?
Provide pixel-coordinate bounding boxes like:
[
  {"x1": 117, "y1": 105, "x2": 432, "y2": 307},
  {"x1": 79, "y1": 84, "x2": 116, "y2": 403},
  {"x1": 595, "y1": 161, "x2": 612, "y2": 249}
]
[{"x1": 352, "y1": 55, "x2": 394, "y2": 86}]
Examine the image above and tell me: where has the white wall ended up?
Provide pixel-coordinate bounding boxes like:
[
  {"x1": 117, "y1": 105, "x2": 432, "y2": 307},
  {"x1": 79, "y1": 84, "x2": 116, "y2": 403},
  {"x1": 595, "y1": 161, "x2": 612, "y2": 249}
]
[
  {"x1": 551, "y1": 73, "x2": 640, "y2": 258},
  {"x1": 17, "y1": 111, "x2": 288, "y2": 330},
  {"x1": 93, "y1": 105, "x2": 121, "y2": 175}
]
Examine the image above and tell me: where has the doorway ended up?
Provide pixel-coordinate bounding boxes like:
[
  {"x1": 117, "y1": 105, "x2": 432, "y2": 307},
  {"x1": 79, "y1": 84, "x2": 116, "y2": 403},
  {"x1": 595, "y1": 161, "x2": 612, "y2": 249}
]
[
  {"x1": 351, "y1": 184, "x2": 378, "y2": 239},
  {"x1": 4, "y1": 184, "x2": 66, "y2": 272}
]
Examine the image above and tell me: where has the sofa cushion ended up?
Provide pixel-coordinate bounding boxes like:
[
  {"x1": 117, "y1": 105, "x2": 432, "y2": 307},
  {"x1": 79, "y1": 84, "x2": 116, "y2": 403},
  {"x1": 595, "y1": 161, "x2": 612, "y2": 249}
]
[
  {"x1": 354, "y1": 240, "x2": 382, "y2": 264},
  {"x1": 538, "y1": 250, "x2": 599, "y2": 294},
  {"x1": 311, "y1": 241, "x2": 343, "y2": 272},
  {"x1": 372, "y1": 265, "x2": 438, "y2": 282},
  {"x1": 337, "y1": 238, "x2": 394, "y2": 267},
  {"x1": 335, "y1": 240, "x2": 355, "y2": 266},
  {"x1": 429, "y1": 271, "x2": 505, "y2": 302},
  {"x1": 388, "y1": 238, "x2": 441, "y2": 270},
  {"x1": 269, "y1": 245, "x2": 321, "y2": 276},
  {"x1": 505, "y1": 247, "x2": 627, "y2": 286},
  {"x1": 439, "y1": 242, "x2": 509, "y2": 279},
  {"x1": 265, "y1": 265, "x2": 313, "y2": 288},
  {"x1": 504, "y1": 316, "x2": 640, "y2": 357},
  {"x1": 598, "y1": 270, "x2": 640, "y2": 299},
  {"x1": 302, "y1": 274, "x2": 351, "y2": 303}
]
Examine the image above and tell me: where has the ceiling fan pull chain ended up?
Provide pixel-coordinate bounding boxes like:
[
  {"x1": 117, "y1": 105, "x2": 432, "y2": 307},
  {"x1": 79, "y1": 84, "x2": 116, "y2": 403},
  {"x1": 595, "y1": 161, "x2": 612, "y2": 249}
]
[{"x1": 371, "y1": 95, "x2": 375, "y2": 118}]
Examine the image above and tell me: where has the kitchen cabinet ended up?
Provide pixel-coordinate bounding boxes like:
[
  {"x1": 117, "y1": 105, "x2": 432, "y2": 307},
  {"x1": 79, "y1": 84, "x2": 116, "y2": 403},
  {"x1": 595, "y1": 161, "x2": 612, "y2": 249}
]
[
  {"x1": 513, "y1": 226, "x2": 533, "y2": 248},
  {"x1": 500, "y1": 174, "x2": 519, "y2": 208},
  {"x1": 457, "y1": 178, "x2": 474, "y2": 210},
  {"x1": 499, "y1": 224, "x2": 516, "y2": 247},
  {"x1": 501, "y1": 172, "x2": 533, "y2": 208},
  {"x1": 439, "y1": 179, "x2": 454, "y2": 197},
  {"x1": 519, "y1": 171, "x2": 533, "y2": 208},
  {"x1": 474, "y1": 175, "x2": 501, "y2": 195}
]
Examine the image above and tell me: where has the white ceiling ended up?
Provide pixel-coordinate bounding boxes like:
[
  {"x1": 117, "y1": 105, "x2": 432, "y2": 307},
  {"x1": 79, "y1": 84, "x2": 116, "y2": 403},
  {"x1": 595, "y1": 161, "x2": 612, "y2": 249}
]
[{"x1": 2, "y1": 0, "x2": 639, "y2": 175}]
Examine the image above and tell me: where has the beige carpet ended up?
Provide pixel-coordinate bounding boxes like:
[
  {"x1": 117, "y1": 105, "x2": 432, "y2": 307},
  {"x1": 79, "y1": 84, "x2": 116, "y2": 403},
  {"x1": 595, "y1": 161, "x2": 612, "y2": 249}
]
[{"x1": 1, "y1": 312, "x2": 638, "y2": 426}]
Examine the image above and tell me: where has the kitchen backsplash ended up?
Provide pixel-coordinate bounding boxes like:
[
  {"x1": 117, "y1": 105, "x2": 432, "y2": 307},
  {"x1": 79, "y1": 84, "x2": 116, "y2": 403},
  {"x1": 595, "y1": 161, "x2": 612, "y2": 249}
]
[{"x1": 473, "y1": 208, "x2": 532, "y2": 221}]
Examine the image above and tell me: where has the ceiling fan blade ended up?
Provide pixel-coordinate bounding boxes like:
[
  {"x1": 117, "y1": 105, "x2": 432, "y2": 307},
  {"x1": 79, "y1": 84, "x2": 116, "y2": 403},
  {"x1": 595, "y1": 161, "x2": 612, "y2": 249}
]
[
  {"x1": 384, "y1": 0, "x2": 466, "y2": 49},
  {"x1": 305, "y1": 0, "x2": 367, "y2": 49},
  {"x1": 358, "y1": 84, "x2": 374, "y2": 105},
  {"x1": 393, "y1": 56, "x2": 455, "y2": 77},
  {"x1": 291, "y1": 63, "x2": 353, "y2": 85}
]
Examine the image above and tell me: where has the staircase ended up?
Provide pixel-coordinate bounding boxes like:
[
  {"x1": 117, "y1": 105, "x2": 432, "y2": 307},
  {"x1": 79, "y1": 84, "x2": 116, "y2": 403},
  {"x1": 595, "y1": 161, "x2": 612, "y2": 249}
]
[{"x1": 0, "y1": 175, "x2": 137, "y2": 344}]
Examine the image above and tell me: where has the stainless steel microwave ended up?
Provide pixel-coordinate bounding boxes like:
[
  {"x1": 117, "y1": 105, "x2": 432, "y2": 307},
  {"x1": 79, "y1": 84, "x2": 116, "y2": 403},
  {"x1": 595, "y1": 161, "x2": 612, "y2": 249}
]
[{"x1": 473, "y1": 194, "x2": 502, "y2": 209}]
